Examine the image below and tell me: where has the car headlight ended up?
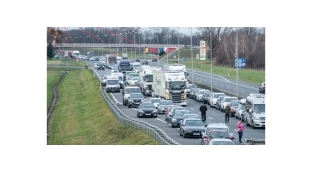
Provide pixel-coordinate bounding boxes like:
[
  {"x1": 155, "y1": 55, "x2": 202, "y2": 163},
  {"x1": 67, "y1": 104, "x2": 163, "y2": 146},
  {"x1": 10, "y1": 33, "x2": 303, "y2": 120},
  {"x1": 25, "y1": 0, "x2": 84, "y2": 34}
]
[
  {"x1": 152, "y1": 110, "x2": 157, "y2": 113},
  {"x1": 172, "y1": 118, "x2": 177, "y2": 122},
  {"x1": 185, "y1": 129, "x2": 192, "y2": 132},
  {"x1": 138, "y1": 110, "x2": 144, "y2": 113},
  {"x1": 254, "y1": 117, "x2": 260, "y2": 120},
  {"x1": 129, "y1": 99, "x2": 133, "y2": 102}
]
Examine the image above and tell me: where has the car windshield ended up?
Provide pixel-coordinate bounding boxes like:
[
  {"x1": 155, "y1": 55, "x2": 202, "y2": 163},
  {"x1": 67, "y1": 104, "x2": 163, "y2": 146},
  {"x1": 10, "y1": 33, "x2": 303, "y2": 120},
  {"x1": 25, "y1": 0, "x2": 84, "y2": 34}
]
[
  {"x1": 225, "y1": 98, "x2": 237, "y2": 102},
  {"x1": 174, "y1": 113, "x2": 185, "y2": 117},
  {"x1": 214, "y1": 94, "x2": 225, "y2": 98},
  {"x1": 160, "y1": 101, "x2": 173, "y2": 105},
  {"x1": 231, "y1": 101, "x2": 239, "y2": 106},
  {"x1": 141, "y1": 104, "x2": 155, "y2": 108},
  {"x1": 125, "y1": 88, "x2": 140, "y2": 93},
  {"x1": 112, "y1": 67, "x2": 117, "y2": 70},
  {"x1": 209, "y1": 132, "x2": 230, "y2": 139},
  {"x1": 106, "y1": 80, "x2": 119, "y2": 85},
  {"x1": 130, "y1": 94, "x2": 143, "y2": 98},
  {"x1": 131, "y1": 77, "x2": 139, "y2": 81},
  {"x1": 134, "y1": 65, "x2": 140, "y2": 67},
  {"x1": 169, "y1": 81, "x2": 186, "y2": 90},
  {"x1": 213, "y1": 141, "x2": 235, "y2": 145},
  {"x1": 207, "y1": 128, "x2": 229, "y2": 133},
  {"x1": 118, "y1": 76, "x2": 123, "y2": 81},
  {"x1": 184, "y1": 115, "x2": 200, "y2": 119},
  {"x1": 129, "y1": 73, "x2": 139, "y2": 77},
  {"x1": 185, "y1": 120, "x2": 204, "y2": 126},
  {"x1": 175, "y1": 110, "x2": 190, "y2": 115},
  {"x1": 200, "y1": 91, "x2": 209, "y2": 94},
  {"x1": 239, "y1": 105, "x2": 245, "y2": 110},
  {"x1": 151, "y1": 99, "x2": 161, "y2": 103},
  {"x1": 187, "y1": 84, "x2": 198, "y2": 89},
  {"x1": 254, "y1": 104, "x2": 265, "y2": 113}
]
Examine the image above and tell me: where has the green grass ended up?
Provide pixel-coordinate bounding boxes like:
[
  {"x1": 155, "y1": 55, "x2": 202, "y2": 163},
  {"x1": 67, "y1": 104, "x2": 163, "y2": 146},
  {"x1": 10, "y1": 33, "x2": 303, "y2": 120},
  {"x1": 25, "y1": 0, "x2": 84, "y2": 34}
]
[
  {"x1": 48, "y1": 68, "x2": 159, "y2": 145},
  {"x1": 47, "y1": 59, "x2": 87, "y2": 66},
  {"x1": 159, "y1": 47, "x2": 265, "y2": 85},
  {"x1": 47, "y1": 68, "x2": 64, "y2": 110}
]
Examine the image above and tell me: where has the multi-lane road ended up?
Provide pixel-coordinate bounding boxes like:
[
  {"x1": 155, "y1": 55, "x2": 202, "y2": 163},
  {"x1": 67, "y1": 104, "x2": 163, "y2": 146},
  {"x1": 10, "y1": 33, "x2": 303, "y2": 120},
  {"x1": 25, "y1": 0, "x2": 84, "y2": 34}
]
[
  {"x1": 86, "y1": 60, "x2": 265, "y2": 145},
  {"x1": 152, "y1": 61, "x2": 260, "y2": 98}
]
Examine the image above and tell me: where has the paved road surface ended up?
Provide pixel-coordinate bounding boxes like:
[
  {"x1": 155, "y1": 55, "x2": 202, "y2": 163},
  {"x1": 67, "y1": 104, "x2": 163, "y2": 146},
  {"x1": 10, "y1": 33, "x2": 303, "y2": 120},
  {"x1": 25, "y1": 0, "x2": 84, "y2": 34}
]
[
  {"x1": 85, "y1": 60, "x2": 265, "y2": 145},
  {"x1": 150, "y1": 60, "x2": 261, "y2": 98}
]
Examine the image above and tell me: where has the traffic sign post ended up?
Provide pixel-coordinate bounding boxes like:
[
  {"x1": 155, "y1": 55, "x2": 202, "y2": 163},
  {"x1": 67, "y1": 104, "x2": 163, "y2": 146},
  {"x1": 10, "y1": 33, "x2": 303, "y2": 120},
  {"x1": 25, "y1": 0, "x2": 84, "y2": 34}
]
[
  {"x1": 184, "y1": 57, "x2": 187, "y2": 61},
  {"x1": 174, "y1": 53, "x2": 176, "y2": 59},
  {"x1": 234, "y1": 58, "x2": 246, "y2": 68}
]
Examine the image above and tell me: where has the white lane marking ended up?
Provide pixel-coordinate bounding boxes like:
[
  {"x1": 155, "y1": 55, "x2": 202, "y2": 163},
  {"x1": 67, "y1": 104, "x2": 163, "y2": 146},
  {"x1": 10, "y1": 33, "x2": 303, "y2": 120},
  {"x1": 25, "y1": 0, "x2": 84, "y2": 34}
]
[
  {"x1": 221, "y1": 85, "x2": 223, "y2": 86},
  {"x1": 110, "y1": 93, "x2": 123, "y2": 104},
  {"x1": 132, "y1": 108, "x2": 137, "y2": 111},
  {"x1": 177, "y1": 128, "x2": 179, "y2": 130},
  {"x1": 168, "y1": 124, "x2": 171, "y2": 125},
  {"x1": 242, "y1": 90, "x2": 244, "y2": 92},
  {"x1": 155, "y1": 118, "x2": 167, "y2": 123},
  {"x1": 191, "y1": 108, "x2": 194, "y2": 110},
  {"x1": 208, "y1": 117, "x2": 213, "y2": 119},
  {"x1": 227, "y1": 86, "x2": 230, "y2": 88},
  {"x1": 215, "y1": 83, "x2": 217, "y2": 84},
  {"x1": 198, "y1": 139, "x2": 202, "y2": 140},
  {"x1": 219, "y1": 76, "x2": 230, "y2": 82},
  {"x1": 234, "y1": 129, "x2": 238, "y2": 132},
  {"x1": 200, "y1": 79, "x2": 202, "y2": 83}
]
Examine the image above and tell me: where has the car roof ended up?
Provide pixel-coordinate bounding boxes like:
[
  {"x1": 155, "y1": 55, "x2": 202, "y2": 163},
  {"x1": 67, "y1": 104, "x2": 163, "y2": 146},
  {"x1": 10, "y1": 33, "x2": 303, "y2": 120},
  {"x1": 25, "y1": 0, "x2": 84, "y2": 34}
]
[
  {"x1": 175, "y1": 110, "x2": 190, "y2": 113},
  {"x1": 150, "y1": 98, "x2": 161, "y2": 100},
  {"x1": 208, "y1": 130, "x2": 229, "y2": 133},
  {"x1": 141, "y1": 102, "x2": 153, "y2": 104},
  {"x1": 130, "y1": 93, "x2": 142, "y2": 95},
  {"x1": 207, "y1": 123, "x2": 229, "y2": 129},
  {"x1": 210, "y1": 138, "x2": 233, "y2": 142},
  {"x1": 184, "y1": 118, "x2": 202, "y2": 121}
]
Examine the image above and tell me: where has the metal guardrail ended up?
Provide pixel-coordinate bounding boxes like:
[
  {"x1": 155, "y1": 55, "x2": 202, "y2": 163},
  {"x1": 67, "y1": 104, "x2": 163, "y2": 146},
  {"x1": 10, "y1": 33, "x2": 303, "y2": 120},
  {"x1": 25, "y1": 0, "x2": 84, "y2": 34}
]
[{"x1": 91, "y1": 68, "x2": 180, "y2": 145}]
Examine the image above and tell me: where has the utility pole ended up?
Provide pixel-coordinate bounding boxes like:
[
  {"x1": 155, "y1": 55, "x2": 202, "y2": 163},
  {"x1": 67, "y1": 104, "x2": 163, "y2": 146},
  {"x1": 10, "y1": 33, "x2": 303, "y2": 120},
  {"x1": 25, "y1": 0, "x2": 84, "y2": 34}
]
[
  {"x1": 191, "y1": 27, "x2": 193, "y2": 84},
  {"x1": 210, "y1": 32, "x2": 212, "y2": 92},
  {"x1": 178, "y1": 27, "x2": 180, "y2": 63},
  {"x1": 236, "y1": 28, "x2": 239, "y2": 98}
]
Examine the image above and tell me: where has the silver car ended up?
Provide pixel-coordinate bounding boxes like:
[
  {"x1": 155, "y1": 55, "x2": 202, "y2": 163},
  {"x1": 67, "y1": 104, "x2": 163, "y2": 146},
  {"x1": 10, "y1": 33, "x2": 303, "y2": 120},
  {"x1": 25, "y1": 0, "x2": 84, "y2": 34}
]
[
  {"x1": 157, "y1": 100, "x2": 173, "y2": 114},
  {"x1": 196, "y1": 90, "x2": 210, "y2": 102}
]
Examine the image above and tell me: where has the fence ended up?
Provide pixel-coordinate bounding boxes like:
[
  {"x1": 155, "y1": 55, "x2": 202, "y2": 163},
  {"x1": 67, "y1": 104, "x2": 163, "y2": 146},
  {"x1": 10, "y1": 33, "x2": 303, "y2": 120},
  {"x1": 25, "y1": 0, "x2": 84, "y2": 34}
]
[{"x1": 91, "y1": 68, "x2": 180, "y2": 145}]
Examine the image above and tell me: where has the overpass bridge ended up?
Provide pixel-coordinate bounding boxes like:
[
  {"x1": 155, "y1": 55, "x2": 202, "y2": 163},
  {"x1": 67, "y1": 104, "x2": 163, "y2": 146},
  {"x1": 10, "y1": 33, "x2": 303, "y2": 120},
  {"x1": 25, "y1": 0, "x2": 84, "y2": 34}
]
[{"x1": 51, "y1": 43, "x2": 184, "y2": 48}]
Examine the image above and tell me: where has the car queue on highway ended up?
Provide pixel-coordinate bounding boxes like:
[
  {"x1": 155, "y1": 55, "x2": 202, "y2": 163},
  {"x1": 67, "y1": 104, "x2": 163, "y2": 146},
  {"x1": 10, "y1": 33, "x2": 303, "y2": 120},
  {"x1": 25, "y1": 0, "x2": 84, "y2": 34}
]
[{"x1": 84, "y1": 56, "x2": 265, "y2": 145}]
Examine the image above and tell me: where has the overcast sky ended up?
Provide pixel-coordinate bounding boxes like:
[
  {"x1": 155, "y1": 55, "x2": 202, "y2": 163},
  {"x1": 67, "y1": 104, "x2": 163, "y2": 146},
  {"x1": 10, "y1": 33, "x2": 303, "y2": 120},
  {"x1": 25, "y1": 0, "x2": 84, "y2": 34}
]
[{"x1": 61, "y1": 24, "x2": 264, "y2": 34}]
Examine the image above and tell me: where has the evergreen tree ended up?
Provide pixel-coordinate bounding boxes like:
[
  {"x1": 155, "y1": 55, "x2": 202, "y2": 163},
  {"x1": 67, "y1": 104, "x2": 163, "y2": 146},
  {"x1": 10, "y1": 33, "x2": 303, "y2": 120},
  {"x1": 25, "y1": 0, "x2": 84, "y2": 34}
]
[{"x1": 47, "y1": 42, "x2": 54, "y2": 58}]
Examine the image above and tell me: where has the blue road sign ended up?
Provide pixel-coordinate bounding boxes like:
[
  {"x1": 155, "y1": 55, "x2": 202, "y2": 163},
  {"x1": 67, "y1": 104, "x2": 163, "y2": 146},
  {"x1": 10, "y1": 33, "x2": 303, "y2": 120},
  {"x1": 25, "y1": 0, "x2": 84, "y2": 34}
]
[
  {"x1": 184, "y1": 57, "x2": 187, "y2": 61},
  {"x1": 234, "y1": 58, "x2": 246, "y2": 68},
  {"x1": 174, "y1": 53, "x2": 176, "y2": 56}
]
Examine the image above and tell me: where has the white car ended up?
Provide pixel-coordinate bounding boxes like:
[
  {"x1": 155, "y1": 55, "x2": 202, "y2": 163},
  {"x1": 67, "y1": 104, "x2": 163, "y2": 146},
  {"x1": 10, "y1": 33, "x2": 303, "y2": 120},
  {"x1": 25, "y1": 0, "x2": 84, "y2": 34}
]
[
  {"x1": 127, "y1": 77, "x2": 139, "y2": 85},
  {"x1": 149, "y1": 98, "x2": 161, "y2": 108},
  {"x1": 111, "y1": 67, "x2": 118, "y2": 73},
  {"x1": 208, "y1": 138, "x2": 235, "y2": 145},
  {"x1": 221, "y1": 96, "x2": 238, "y2": 112},
  {"x1": 209, "y1": 93, "x2": 226, "y2": 108},
  {"x1": 235, "y1": 103, "x2": 245, "y2": 120},
  {"x1": 94, "y1": 63, "x2": 99, "y2": 69}
]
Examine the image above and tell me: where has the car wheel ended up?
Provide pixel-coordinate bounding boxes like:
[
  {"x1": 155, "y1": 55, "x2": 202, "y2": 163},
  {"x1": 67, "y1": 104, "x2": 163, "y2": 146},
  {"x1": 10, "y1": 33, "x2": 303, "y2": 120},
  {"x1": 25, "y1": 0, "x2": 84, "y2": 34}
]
[
  {"x1": 246, "y1": 119, "x2": 249, "y2": 126},
  {"x1": 252, "y1": 121, "x2": 255, "y2": 129},
  {"x1": 171, "y1": 124, "x2": 174, "y2": 128},
  {"x1": 180, "y1": 129, "x2": 182, "y2": 136},
  {"x1": 183, "y1": 131, "x2": 187, "y2": 138},
  {"x1": 122, "y1": 100, "x2": 124, "y2": 105},
  {"x1": 128, "y1": 104, "x2": 131, "y2": 108},
  {"x1": 137, "y1": 114, "x2": 140, "y2": 118},
  {"x1": 154, "y1": 114, "x2": 157, "y2": 118}
]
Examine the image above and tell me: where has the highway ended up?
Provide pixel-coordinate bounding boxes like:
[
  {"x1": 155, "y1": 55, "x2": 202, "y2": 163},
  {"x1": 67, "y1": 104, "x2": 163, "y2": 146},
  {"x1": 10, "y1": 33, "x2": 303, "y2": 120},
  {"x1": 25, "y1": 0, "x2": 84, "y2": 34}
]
[
  {"x1": 151, "y1": 60, "x2": 260, "y2": 98},
  {"x1": 85, "y1": 60, "x2": 265, "y2": 145}
]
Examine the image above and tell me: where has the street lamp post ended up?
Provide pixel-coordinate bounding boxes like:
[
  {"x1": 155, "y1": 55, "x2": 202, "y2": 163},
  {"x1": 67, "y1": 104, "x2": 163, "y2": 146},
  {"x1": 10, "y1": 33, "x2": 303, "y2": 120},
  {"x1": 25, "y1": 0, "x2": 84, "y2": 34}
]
[{"x1": 178, "y1": 27, "x2": 180, "y2": 63}]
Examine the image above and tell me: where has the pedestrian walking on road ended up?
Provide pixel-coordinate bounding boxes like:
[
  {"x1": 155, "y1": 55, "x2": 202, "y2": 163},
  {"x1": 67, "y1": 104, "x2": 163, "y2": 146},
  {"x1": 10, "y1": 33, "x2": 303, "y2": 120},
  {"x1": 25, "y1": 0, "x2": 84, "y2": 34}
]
[
  {"x1": 224, "y1": 103, "x2": 231, "y2": 123},
  {"x1": 199, "y1": 104, "x2": 208, "y2": 121},
  {"x1": 237, "y1": 120, "x2": 245, "y2": 143}
]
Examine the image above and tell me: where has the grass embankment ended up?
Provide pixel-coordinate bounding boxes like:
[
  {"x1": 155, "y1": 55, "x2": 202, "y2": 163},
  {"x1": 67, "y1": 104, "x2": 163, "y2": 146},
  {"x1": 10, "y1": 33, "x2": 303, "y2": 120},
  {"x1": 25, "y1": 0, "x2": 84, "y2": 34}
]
[
  {"x1": 47, "y1": 59, "x2": 87, "y2": 66},
  {"x1": 47, "y1": 68, "x2": 159, "y2": 145},
  {"x1": 160, "y1": 48, "x2": 265, "y2": 85},
  {"x1": 47, "y1": 68, "x2": 64, "y2": 109}
]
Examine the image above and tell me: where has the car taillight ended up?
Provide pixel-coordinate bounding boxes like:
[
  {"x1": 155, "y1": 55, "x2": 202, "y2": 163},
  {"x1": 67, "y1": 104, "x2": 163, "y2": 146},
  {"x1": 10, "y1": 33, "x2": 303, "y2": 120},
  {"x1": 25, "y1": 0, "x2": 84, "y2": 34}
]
[{"x1": 203, "y1": 135, "x2": 208, "y2": 139}]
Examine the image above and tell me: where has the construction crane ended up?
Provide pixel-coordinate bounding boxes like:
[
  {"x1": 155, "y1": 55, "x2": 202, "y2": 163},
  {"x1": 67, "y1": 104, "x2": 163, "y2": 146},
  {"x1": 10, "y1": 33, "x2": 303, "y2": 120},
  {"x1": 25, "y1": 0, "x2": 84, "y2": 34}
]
[
  {"x1": 79, "y1": 27, "x2": 105, "y2": 43},
  {"x1": 63, "y1": 27, "x2": 75, "y2": 43},
  {"x1": 98, "y1": 27, "x2": 137, "y2": 44}
]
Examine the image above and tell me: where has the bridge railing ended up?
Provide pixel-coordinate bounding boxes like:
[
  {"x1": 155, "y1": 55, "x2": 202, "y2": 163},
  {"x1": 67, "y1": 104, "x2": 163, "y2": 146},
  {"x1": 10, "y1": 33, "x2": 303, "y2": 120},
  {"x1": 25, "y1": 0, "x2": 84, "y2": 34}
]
[{"x1": 49, "y1": 43, "x2": 184, "y2": 48}]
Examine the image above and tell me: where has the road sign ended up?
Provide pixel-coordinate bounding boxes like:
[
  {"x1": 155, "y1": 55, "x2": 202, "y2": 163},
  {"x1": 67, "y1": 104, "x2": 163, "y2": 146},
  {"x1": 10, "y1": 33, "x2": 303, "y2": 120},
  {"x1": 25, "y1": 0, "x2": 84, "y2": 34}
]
[
  {"x1": 174, "y1": 53, "x2": 176, "y2": 59},
  {"x1": 234, "y1": 58, "x2": 246, "y2": 68},
  {"x1": 184, "y1": 57, "x2": 187, "y2": 61}
]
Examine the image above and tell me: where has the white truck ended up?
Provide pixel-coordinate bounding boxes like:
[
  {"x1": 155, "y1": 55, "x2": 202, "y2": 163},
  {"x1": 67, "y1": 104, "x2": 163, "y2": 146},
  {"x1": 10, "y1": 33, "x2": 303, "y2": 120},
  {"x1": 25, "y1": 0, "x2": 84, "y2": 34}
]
[
  {"x1": 163, "y1": 64, "x2": 189, "y2": 80},
  {"x1": 152, "y1": 70, "x2": 187, "y2": 106},
  {"x1": 122, "y1": 53, "x2": 128, "y2": 59},
  {"x1": 72, "y1": 50, "x2": 80, "y2": 58},
  {"x1": 138, "y1": 66, "x2": 161, "y2": 96}
]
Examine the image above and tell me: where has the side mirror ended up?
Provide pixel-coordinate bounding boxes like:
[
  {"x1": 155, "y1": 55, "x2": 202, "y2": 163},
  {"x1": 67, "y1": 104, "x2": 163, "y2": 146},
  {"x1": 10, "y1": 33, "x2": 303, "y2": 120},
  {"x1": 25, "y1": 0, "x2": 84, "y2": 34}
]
[
  {"x1": 230, "y1": 136, "x2": 235, "y2": 140},
  {"x1": 144, "y1": 96, "x2": 146, "y2": 98},
  {"x1": 169, "y1": 114, "x2": 173, "y2": 117},
  {"x1": 249, "y1": 109, "x2": 252, "y2": 113},
  {"x1": 205, "y1": 125, "x2": 207, "y2": 127}
]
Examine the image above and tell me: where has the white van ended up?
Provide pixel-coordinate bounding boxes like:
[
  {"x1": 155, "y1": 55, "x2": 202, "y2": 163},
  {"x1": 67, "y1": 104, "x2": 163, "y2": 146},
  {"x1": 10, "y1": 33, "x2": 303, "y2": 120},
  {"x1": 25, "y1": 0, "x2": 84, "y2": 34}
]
[{"x1": 244, "y1": 94, "x2": 265, "y2": 128}]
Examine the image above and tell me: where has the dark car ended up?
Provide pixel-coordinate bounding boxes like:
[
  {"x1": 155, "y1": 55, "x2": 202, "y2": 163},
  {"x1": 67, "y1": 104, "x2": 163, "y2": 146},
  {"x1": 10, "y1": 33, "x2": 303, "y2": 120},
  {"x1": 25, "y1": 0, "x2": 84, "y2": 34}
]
[
  {"x1": 137, "y1": 102, "x2": 158, "y2": 118},
  {"x1": 127, "y1": 93, "x2": 146, "y2": 108},
  {"x1": 230, "y1": 100, "x2": 240, "y2": 117},
  {"x1": 135, "y1": 59, "x2": 140, "y2": 62},
  {"x1": 143, "y1": 60, "x2": 148, "y2": 65},
  {"x1": 216, "y1": 96, "x2": 225, "y2": 110},
  {"x1": 97, "y1": 63, "x2": 105, "y2": 70},
  {"x1": 180, "y1": 119, "x2": 206, "y2": 138},
  {"x1": 157, "y1": 100, "x2": 173, "y2": 114},
  {"x1": 202, "y1": 91, "x2": 212, "y2": 104},
  {"x1": 167, "y1": 110, "x2": 190, "y2": 128},
  {"x1": 201, "y1": 130, "x2": 234, "y2": 145},
  {"x1": 259, "y1": 82, "x2": 265, "y2": 94}
]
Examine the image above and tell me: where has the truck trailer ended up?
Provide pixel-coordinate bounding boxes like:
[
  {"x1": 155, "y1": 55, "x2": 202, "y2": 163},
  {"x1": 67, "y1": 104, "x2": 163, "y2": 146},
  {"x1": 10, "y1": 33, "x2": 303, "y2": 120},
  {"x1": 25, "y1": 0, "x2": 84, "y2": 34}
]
[{"x1": 152, "y1": 70, "x2": 187, "y2": 106}]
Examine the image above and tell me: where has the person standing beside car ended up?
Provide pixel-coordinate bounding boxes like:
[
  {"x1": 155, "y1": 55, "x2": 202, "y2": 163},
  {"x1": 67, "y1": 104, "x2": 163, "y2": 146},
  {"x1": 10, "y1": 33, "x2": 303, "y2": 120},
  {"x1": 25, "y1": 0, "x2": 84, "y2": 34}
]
[
  {"x1": 224, "y1": 103, "x2": 231, "y2": 123},
  {"x1": 237, "y1": 120, "x2": 245, "y2": 143},
  {"x1": 199, "y1": 104, "x2": 208, "y2": 121}
]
